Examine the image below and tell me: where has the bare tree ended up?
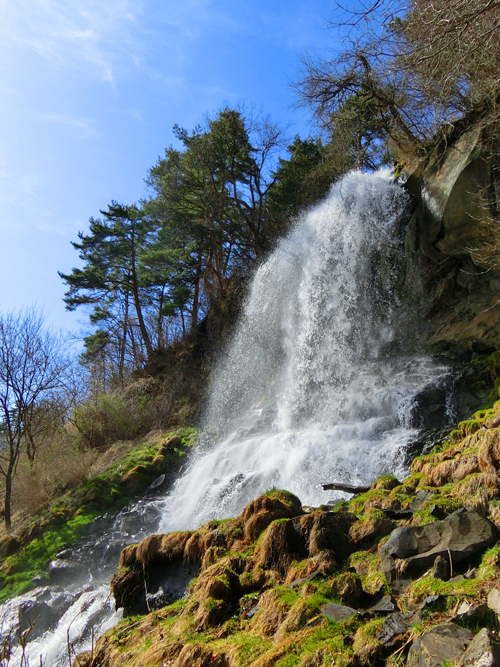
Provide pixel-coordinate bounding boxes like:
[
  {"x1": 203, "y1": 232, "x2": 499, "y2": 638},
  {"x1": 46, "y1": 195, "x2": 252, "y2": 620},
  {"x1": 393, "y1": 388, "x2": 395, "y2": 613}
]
[
  {"x1": 295, "y1": 0, "x2": 500, "y2": 163},
  {"x1": 0, "y1": 308, "x2": 69, "y2": 530}
]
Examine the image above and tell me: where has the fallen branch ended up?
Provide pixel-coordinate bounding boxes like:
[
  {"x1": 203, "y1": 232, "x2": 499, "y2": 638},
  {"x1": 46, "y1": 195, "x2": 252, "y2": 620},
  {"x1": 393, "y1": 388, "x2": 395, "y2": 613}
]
[{"x1": 321, "y1": 482, "x2": 371, "y2": 493}]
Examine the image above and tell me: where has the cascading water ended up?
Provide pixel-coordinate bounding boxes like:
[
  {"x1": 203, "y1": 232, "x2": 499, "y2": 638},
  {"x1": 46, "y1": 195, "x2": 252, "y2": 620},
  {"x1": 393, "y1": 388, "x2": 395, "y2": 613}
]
[
  {"x1": 0, "y1": 169, "x2": 452, "y2": 665},
  {"x1": 157, "y1": 168, "x2": 450, "y2": 532}
]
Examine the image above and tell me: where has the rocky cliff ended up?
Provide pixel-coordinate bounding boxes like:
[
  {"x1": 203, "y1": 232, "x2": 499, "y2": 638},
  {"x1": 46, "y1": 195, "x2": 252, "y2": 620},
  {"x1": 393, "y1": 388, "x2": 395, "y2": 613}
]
[{"x1": 402, "y1": 125, "x2": 500, "y2": 352}]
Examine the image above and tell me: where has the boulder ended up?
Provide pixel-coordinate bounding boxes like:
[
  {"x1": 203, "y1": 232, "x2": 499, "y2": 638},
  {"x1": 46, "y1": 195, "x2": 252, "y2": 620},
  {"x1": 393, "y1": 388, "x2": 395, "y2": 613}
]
[
  {"x1": 18, "y1": 600, "x2": 53, "y2": 640},
  {"x1": 459, "y1": 628, "x2": 500, "y2": 666},
  {"x1": 407, "y1": 624, "x2": 474, "y2": 667},
  {"x1": 47, "y1": 558, "x2": 84, "y2": 584},
  {"x1": 378, "y1": 613, "x2": 409, "y2": 644},
  {"x1": 322, "y1": 603, "x2": 357, "y2": 622},
  {"x1": 381, "y1": 509, "x2": 497, "y2": 583},
  {"x1": 366, "y1": 595, "x2": 396, "y2": 615},
  {"x1": 454, "y1": 601, "x2": 488, "y2": 624},
  {"x1": 488, "y1": 588, "x2": 500, "y2": 616}
]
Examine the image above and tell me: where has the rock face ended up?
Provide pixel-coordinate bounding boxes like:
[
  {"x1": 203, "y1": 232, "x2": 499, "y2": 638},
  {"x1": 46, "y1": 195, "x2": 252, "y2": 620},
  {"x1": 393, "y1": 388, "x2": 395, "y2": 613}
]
[
  {"x1": 110, "y1": 491, "x2": 359, "y2": 620},
  {"x1": 407, "y1": 624, "x2": 474, "y2": 667},
  {"x1": 381, "y1": 508, "x2": 497, "y2": 583},
  {"x1": 402, "y1": 125, "x2": 500, "y2": 351}
]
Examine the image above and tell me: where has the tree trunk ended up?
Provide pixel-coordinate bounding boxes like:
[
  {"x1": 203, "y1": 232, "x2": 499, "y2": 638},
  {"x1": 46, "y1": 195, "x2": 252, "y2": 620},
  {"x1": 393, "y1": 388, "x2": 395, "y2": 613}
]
[
  {"x1": 4, "y1": 469, "x2": 13, "y2": 531},
  {"x1": 130, "y1": 261, "x2": 154, "y2": 361},
  {"x1": 191, "y1": 250, "x2": 203, "y2": 334}
]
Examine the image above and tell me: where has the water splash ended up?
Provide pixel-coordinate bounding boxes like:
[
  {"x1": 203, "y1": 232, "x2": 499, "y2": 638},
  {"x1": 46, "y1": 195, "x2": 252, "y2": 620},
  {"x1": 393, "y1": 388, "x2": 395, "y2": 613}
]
[
  {"x1": 158, "y1": 169, "x2": 450, "y2": 531},
  {"x1": 0, "y1": 169, "x2": 452, "y2": 664}
]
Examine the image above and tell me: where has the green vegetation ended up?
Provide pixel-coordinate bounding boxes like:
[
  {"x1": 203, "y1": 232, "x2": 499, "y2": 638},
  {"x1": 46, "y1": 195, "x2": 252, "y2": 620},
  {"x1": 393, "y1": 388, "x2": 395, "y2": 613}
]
[{"x1": 0, "y1": 429, "x2": 194, "y2": 602}]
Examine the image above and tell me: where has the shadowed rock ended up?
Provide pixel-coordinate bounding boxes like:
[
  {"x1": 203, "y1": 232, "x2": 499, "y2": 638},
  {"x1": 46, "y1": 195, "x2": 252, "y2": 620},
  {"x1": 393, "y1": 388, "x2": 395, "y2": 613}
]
[
  {"x1": 407, "y1": 624, "x2": 474, "y2": 667},
  {"x1": 381, "y1": 508, "x2": 497, "y2": 583}
]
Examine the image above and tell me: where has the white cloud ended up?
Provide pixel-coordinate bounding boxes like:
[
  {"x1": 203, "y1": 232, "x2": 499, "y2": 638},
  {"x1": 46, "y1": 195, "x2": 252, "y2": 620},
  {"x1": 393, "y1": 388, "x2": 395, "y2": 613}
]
[
  {"x1": 42, "y1": 114, "x2": 99, "y2": 137},
  {"x1": 0, "y1": 0, "x2": 145, "y2": 83}
]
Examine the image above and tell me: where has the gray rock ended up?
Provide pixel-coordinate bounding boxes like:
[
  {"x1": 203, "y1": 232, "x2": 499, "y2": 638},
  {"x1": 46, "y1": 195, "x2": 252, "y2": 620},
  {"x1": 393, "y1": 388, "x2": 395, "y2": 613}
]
[
  {"x1": 322, "y1": 603, "x2": 357, "y2": 622},
  {"x1": 146, "y1": 474, "x2": 165, "y2": 493},
  {"x1": 409, "y1": 489, "x2": 433, "y2": 512},
  {"x1": 378, "y1": 613, "x2": 409, "y2": 644},
  {"x1": 488, "y1": 588, "x2": 500, "y2": 616},
  {"x1": 407, "y1": 624, "x2": 474, "y2": 667},
  {"x1": 47, "y1": 558, "x2": 82, "y2": 584},
  {"x1": 459, "y1": 628, "x2": 500, "y2": 666},
  {"x1": 18, "y1": 600, "x2": 53, "y2": 640},
  {"x1": 366, "y1": 595, "x2": 396, "y2": 614},
  {"x1": 432, "y1": 554, "x2": 450, "y2": 580},
  {"x1": 381, "y1": 509, "x2": 497, "y2": 583},
  {"x1": 454, "y1": 601, "x2": 488, "y2": 624}
]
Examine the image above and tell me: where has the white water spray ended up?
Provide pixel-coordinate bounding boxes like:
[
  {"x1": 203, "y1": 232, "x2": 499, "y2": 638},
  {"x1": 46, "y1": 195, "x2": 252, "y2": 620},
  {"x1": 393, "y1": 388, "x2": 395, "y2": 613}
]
[
  {"x1": 159, "y1": 169, "x2": 449, "y2": 531},
  {"x1": 0, "y1": 169, "x2": 452, "y2": 665}
]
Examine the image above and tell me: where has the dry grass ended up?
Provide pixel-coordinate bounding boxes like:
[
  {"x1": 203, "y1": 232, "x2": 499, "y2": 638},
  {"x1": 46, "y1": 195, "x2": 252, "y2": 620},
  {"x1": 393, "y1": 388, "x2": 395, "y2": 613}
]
[
  {"x1": 251, "y1": 589, "x2": 289, "y2": 637},
  {"x1": 12, "y1": 435, "x2": 96, "y2": 514}
]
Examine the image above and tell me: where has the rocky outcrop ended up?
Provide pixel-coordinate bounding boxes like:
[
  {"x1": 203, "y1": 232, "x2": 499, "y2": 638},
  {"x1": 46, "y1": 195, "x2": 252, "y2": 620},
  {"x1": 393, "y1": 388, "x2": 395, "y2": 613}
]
[
  {"x1": 381, "y1": 508, "x2": 498, "y2": 584},
  {"x1": 77, "y1": 411, "x2": 500, "y2": 667},
  {"x1": 402, "y1": 125, "x2": 500, "y2": 351}
]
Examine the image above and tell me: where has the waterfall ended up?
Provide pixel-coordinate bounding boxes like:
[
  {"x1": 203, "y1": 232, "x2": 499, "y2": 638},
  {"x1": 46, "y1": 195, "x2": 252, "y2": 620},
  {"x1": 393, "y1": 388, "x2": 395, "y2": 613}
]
[
  {"x1": 0, "y1": 169, "x2": 452, "y2": 665},
  {"x1": 158, "y1": 168, "x2": 449, "y2": 531}
]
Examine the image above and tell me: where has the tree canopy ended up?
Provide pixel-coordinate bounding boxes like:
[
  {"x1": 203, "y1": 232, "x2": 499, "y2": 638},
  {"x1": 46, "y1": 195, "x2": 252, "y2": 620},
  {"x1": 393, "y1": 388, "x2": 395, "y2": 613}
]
[{"x1": 295, "y1": 0, "x2": 500, "y2": 166}]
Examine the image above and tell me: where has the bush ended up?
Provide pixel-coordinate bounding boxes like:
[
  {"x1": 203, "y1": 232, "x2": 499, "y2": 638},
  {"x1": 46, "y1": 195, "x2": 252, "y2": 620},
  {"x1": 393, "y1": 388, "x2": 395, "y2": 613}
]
[{"x1": 71, "y1": 394, "x2": 146, "y2": 450}]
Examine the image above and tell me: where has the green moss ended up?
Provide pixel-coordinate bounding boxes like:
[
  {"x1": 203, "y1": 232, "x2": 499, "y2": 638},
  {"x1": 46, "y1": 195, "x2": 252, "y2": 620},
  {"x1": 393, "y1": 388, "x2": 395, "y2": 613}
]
[
  {"x1": 230, "y1": 632, "x2": 272, "y2": 665},
  {"x1": 0, "y1": 429, "x2": 194, "y2": 603},
  {"x1": 408, "y1": 574, "x2": 480, "y2": 601}
]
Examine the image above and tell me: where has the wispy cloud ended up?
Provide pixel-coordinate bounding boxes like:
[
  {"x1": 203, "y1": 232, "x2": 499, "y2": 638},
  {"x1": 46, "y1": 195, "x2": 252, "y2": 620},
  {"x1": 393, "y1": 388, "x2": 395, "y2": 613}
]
[
  {"x1": 0, "y1": 0, "x2": 145, "y2": 83},
  {"x1": 43, "y1": 113, "x2": 99, "y2": 137}
]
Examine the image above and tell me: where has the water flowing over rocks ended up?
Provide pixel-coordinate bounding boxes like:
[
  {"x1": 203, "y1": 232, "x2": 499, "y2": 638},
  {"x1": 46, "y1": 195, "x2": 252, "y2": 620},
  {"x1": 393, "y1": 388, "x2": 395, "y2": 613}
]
[
  {"x1": 4, "y1": 147, "x2": 500, "y2": 665},
  {"x1": 158, "y1": 169, "x2": 454, "y2": 533}
]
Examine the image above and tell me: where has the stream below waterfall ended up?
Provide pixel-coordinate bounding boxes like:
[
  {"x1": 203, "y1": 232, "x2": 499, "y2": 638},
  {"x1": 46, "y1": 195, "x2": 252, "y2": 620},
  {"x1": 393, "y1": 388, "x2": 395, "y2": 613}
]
[{"x1": 1, "y1": 169, "x2": 456, "y2": 666}]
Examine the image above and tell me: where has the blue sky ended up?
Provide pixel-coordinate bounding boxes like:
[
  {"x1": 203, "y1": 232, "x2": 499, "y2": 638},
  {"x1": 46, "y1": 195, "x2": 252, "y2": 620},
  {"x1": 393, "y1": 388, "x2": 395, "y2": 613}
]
[{"x1": 0, "y1": 0, "x2": 341, "y2": 334}]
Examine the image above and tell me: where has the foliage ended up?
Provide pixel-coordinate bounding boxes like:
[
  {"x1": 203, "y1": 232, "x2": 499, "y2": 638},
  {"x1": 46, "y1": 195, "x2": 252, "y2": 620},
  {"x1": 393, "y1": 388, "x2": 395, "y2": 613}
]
[{"x1": 295, "y1": 0, "x2": 500, "y2": 166}]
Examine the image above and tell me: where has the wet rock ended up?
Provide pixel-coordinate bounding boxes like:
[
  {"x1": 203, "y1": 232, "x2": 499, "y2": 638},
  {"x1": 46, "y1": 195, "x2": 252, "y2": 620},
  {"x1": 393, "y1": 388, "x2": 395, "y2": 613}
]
[
  {"x1": 112, "y1": 532, "x2": 197, "y2": 616},
  {"x1": 322, "y1": 603, "x2": 357, "y2": 622},
  {"x1": 381, "y1": 509, "x2": 497, "y2": 583},
  {"x1": 55, "y1": 549, "x2": 73, "y2": 560},
  {"x1": 18, "y1": 600, "x2": 53, "y2": 640},
  {"x1": 378, "y1": 613, "x2": 409, "y2": 644},
  {"x1": 48, "y1": 559, "x2": 83, "y2": 584},
  {"x1": 145, "y1": 474, "x2": 165, "y2": 493},
  {"x1": 410, "y1": 383, "x2": 451, "y2": 430},
  {"x1": 407, "y1": 624, "x2": 474, "y2": 667},
  {"x1": 459, "y1": 627, "x2": 500, "y2": 666},
  {"x1": 403, "y1": 429, "x2": 452, "y2": 465}
]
